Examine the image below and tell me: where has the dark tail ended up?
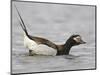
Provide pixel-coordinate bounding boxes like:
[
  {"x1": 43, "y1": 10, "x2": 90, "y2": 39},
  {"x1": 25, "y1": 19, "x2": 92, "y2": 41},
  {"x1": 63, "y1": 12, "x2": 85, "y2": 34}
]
[{"x1": 14, "y1": 5, "x2": 28, "y2": 36}]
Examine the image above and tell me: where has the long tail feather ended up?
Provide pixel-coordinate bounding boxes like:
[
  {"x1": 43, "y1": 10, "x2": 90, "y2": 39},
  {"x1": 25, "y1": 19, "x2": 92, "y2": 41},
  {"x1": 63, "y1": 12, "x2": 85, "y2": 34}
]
[{"x1": 14, "y1": 5, "x2": 28, "y2": 35}]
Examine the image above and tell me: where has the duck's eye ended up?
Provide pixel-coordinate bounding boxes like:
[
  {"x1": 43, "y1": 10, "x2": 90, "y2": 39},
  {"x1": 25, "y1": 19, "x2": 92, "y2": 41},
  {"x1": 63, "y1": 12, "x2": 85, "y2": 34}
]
[{"x1": 73, "y1": 36, "x2": 81, "y2": 43}]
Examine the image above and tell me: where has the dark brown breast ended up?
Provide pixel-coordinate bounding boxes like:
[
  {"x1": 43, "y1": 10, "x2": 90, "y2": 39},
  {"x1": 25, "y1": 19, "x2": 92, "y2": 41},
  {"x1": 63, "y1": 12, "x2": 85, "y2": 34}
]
[{"x1": 56, "y1": 45, "x2": 65, "y2": 55}]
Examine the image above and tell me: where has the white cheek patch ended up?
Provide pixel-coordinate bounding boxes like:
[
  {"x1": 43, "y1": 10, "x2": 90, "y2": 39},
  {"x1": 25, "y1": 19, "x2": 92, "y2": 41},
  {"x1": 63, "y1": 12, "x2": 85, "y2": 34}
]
[{"x1": 73, "y1": 36, "x2": 81, "y2": 43}]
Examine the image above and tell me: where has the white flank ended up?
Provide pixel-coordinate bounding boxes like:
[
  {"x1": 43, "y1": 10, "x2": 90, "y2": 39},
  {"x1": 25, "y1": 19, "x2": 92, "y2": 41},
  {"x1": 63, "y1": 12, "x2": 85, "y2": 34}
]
[
  {"x1": 34, "y1": 45, "x2": 57, "y2": 56},
  {"x1": 24, "y1": 34, "x2": 57, "y2": 56},
  {"x1": 24, "y1": 35, "x2": 38, "y2": 50}
]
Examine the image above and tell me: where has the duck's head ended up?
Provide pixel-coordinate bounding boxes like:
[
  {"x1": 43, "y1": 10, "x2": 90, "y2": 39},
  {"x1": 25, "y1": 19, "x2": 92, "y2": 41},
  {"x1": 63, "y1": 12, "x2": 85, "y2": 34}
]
[
  {"x1": 62, "y1": 34, "x2": 86, "y2": 55},
  {"x1": 66, "y1": 34, "x2": 86, "y2": 46}
]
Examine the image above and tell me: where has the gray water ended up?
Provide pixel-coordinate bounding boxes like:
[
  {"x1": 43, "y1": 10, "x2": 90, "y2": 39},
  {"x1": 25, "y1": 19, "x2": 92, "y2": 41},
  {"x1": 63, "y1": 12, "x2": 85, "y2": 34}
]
[{"x1": 12, "y1": 1, "x2": 96, "y2": 74}]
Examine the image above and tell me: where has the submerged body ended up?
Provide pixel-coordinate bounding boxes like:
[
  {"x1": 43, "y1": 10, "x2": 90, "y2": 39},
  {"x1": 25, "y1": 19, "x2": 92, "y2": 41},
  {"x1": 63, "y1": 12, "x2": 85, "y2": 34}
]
[{"x1": 24, "y1": 34, "x2": 57, "y2": 56}]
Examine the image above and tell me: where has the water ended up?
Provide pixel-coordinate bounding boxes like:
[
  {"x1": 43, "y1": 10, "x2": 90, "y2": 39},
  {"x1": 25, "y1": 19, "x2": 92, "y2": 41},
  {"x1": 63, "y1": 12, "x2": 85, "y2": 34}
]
[{"x1": 12, "y1": 1, "x2": 96, "y2": 74}]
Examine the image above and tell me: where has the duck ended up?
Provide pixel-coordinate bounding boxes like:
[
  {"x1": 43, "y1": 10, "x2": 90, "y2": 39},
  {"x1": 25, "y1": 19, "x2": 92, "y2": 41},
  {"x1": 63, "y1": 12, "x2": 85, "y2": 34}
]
[{"x1": 15, "y1": 5, "x2": 86, "y2": 56}]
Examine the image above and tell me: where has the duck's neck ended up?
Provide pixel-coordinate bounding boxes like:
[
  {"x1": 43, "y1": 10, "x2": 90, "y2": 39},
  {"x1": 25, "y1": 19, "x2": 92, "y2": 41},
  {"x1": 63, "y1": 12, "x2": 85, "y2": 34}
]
[
  {"x1": 63, "y1": 41, "x2": 73, "y2": 55},
  {"x1": 63, "y1": 43, "x2": 72, "y2": 55},
  {"x1": 57, "y1": 40, "x2": 73, "y2": 55}
]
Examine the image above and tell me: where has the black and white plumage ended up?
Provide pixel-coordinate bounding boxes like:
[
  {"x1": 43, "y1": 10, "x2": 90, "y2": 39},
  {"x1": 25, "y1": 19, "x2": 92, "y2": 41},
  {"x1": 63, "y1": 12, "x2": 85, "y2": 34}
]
[{"x1": 15, "y1": 5, "x2": 86, "y2": 56}]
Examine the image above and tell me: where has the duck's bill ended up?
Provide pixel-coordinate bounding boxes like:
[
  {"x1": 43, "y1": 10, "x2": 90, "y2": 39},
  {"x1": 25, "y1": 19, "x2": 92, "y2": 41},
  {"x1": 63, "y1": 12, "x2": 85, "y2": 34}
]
[{"x1": 80, "y1": 40, "x2": 86, "y2": 44}]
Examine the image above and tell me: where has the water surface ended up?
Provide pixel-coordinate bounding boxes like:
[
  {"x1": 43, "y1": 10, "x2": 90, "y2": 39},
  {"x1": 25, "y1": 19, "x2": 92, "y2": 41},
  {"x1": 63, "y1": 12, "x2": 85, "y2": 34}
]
[{"x1": 12, "y1": 1, "x2": 96, "y2": 74}]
